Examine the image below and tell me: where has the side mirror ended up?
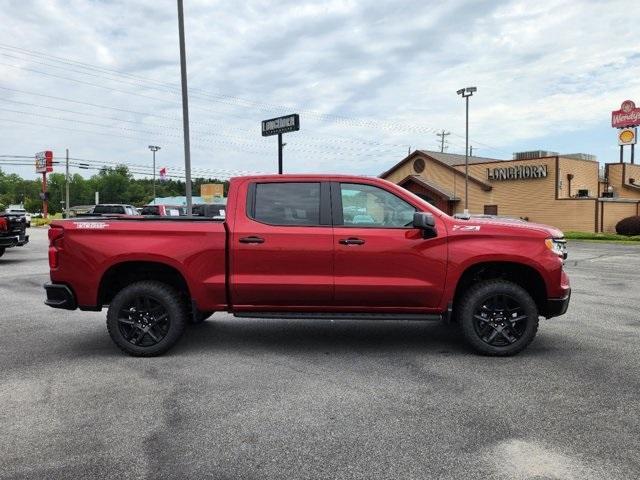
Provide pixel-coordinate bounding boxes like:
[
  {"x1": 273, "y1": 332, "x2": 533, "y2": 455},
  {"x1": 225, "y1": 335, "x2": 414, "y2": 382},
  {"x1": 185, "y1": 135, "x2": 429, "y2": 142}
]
[{"x1": 413, "y1": 212, "x2": 437, "y2": 238}]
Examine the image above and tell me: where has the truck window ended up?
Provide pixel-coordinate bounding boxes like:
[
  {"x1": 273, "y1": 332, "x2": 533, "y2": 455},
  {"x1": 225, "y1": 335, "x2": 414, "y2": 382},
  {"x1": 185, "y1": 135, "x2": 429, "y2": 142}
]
[
  {"x1": 252, "y1": 182, "x2": 321, "y2": 226},
  {"x1": 340, "y1": 183, "x2": 415, "y2": 227},
  {"x1": 93, "y1": 205, "x2": 125, "y2": 214}
]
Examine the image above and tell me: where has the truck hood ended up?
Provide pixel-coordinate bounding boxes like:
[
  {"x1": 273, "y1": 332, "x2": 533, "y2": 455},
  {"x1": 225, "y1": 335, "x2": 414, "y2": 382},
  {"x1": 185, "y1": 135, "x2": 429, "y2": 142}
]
[{"x1": 449, "y1": 218, "x2": 564, "y2": 238}]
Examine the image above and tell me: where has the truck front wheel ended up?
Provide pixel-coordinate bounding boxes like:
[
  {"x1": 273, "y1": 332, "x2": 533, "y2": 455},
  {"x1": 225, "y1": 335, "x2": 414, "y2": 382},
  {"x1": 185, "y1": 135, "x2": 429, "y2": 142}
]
[
  {"x1": 458, "y1": 280, "x2": 539, "y2": 356},
  {"x1": 106, "y1": 281, "x2": 187, "y2": 357}
]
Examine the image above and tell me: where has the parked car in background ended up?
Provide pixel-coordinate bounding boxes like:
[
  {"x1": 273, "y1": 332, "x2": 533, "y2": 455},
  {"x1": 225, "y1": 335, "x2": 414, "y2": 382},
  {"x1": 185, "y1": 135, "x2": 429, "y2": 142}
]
[
  {"x1": 68, "y1": 205, "x2": 95, "y2": 217},
  {"x1": 0, "y1": 213, "x2": 29, "y2": 257},
  {"x1": 192, "y1": 203, "x2": 226, "y2": 219},
  {"x1": 140, "y1": 204, "x2": 185, "y2": 216},
  {"x1": 4, "y1": 205, "x2": 31, "y2": 227},
  {"x1": 90, "y1": 204, "x2": 140, "y2": 216}
]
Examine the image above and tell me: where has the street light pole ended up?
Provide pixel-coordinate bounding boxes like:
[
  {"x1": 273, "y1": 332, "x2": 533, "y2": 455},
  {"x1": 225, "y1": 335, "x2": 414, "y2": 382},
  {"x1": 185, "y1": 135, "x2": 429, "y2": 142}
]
[
  {"x1": 177, "y1": 0, "x2": 193, "y2": 217},
  {"x1": 456, "y1": 86, "x2": 477, "y2": 214},
  {"x1": 148, "y1": 145, "x2": 161, "y2": 204}
]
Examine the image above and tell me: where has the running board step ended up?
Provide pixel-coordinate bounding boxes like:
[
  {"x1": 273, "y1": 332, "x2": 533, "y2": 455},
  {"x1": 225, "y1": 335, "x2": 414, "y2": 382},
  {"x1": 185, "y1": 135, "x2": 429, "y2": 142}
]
[{"x1": 233, "y1": 312, "x2": 442, "y2": 321}]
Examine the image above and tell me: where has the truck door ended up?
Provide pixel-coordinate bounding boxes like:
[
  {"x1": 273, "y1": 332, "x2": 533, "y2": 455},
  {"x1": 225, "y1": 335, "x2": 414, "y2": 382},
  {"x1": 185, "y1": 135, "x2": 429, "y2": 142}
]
[
  {"x1": 231, "y1": 181, "x2": 334, "y2": 308},
  {"x1": 332, "y1": 182, "x2": 447, "y2": 310}
]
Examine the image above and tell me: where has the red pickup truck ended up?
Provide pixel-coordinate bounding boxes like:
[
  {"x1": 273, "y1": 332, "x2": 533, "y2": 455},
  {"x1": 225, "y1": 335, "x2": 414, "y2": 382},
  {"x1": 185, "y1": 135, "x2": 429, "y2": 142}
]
[{"x1": 44, "y1": 174, "x2": 570, "y2": 357}]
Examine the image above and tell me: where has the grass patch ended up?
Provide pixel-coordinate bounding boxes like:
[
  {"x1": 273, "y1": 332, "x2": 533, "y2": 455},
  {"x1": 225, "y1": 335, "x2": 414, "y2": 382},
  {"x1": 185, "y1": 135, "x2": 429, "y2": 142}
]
[
  {"x1": 564, "y1": 231, "x2": 640, "y2": 242},
  {"x1": 31, "y1": 213, "x2": 63, "y2": 227}
]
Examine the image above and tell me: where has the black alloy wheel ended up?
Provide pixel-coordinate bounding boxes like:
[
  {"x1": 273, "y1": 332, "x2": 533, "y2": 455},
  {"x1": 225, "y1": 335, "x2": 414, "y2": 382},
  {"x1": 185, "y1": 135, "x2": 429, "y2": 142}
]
[
  {"x1": 473, "y1": 294, "x2": 528, "y2": 347},
  {"x1": 458, "y1": 279, "x2": 539, "y2": 356},
  {"x1": 107, "y1": 281, "x2": 187, "y2": 356},
  {"x1": 117, "y1": 295, "x2": 170, "y2": 347}
]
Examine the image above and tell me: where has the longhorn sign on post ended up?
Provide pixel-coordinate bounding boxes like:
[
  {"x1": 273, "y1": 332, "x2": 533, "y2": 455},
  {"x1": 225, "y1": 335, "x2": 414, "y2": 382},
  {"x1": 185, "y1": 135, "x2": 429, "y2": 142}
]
[{"x1": 261, "y1": 114, "x2": 300, "y2": 174}]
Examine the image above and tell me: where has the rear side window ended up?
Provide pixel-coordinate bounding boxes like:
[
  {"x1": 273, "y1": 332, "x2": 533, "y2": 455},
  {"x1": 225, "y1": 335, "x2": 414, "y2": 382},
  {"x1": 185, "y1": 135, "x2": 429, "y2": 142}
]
[{"x1": 252, "y1": 182, "x2": 320, "y2": 226}]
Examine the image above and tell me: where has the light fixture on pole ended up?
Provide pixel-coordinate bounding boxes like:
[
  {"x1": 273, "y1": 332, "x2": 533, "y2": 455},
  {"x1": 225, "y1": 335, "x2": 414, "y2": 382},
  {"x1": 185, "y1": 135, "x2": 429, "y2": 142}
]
[
  {"x1": 148, "y1": 145, "x2": 161, "y2": 205},
  {"x1": 456, "y1": 86, "x2": 477, "y2": 214}
]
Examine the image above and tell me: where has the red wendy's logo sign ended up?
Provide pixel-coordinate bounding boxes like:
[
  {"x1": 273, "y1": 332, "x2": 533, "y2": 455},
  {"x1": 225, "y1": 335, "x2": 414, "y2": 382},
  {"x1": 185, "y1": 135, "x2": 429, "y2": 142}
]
[{"x1": 612, "y1": 100, "x2": 640, "y2": 128}]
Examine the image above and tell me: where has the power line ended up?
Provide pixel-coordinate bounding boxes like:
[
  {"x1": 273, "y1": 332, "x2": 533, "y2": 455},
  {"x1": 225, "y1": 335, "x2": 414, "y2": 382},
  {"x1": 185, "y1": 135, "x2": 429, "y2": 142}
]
[{"x1": 0, "y1": 45, "x2": 464, "y2": 137}]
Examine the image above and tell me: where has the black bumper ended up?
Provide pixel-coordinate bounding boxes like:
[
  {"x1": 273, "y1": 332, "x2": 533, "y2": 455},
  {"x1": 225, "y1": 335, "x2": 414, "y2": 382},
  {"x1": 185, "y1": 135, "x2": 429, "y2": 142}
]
[
  {"x1": 542, "y1": 290, "x2": 571, "y2": 319},
  {"x1": 0, "y1": 234, "x2": 29, "y2": 248},
  {"x1": 44, "y1": 283, "x2": 77, "y2": 310}
]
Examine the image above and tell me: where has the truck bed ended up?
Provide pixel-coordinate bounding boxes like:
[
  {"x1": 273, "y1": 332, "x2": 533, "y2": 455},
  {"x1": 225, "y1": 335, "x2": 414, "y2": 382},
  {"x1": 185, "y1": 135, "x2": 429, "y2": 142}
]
[{"x1": 49, "y1": 218, "x2": 228, "y2": 311}]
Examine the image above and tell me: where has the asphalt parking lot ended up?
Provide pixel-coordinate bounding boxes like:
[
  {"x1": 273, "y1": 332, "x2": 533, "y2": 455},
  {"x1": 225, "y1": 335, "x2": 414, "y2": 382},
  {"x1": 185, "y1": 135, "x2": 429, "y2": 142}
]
[{"x1": 1, "y1": 228, "x2": 639, "y2": 480}]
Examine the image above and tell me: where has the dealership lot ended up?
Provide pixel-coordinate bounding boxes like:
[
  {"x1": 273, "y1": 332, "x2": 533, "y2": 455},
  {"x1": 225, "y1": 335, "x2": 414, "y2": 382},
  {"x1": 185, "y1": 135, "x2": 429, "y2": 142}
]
[{"x1": 1, "y1": 228, "x2": 639, "y2": 479}]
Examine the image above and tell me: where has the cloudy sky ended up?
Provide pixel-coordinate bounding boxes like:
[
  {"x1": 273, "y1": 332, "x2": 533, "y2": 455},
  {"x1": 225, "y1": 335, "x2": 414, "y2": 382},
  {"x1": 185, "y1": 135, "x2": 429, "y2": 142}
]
[{"x1": 0, "y1": 0, "x2": 638, "y2": 180}]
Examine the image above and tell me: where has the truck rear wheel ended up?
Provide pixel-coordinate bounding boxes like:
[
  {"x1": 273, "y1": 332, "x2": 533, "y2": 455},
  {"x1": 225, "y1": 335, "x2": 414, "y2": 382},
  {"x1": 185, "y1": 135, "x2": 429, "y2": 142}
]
[
  {"x1": 458, "y1": 279, "x2": 539, "y2": 356},
  {"x1": 106, "y1": 281, "x2": 187, "y2": 357},
  {"x1": 0, "y1": 247, "x2": 5, "y2": 258}
]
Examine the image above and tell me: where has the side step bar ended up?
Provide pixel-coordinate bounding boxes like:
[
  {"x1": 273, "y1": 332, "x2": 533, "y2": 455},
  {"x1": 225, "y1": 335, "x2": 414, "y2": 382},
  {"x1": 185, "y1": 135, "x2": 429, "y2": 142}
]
[{"x1": 233, "y1": 312, "x2": 443, "y2": 321}]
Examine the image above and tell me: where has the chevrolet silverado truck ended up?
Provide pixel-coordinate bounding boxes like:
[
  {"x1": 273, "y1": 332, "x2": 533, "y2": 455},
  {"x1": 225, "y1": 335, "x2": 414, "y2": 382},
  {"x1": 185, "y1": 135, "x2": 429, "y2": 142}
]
[
  {"x1": 0, "y1": 213, "x2": 29, "y2": 257},
  {"x1": 44, "y1": 175, "x2": 570, "y2": 357}
]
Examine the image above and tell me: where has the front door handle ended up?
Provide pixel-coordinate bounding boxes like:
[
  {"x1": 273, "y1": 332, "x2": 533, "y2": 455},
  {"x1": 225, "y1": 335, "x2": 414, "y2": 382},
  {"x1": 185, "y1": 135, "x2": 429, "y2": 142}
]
[
  {"x1": 239, "y1": 236, "x2": 265, "y2": 244},
  {"x1": 339, "y1": 237, "x2": 365, "y2": 245}
]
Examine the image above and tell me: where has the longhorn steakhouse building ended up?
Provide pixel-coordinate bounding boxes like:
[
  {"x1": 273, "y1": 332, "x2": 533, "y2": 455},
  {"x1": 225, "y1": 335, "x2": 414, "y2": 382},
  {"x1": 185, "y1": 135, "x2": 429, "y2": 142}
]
[{"x1": 380, "y1": 150, "x2": 640, "y2": 233}]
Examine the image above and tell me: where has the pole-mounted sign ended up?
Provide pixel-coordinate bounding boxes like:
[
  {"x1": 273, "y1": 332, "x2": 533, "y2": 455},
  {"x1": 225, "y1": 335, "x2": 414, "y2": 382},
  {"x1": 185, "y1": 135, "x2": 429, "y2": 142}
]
[
  {"x1": 35, "y1": 150, "x2": 53, "y2": 218},
  {"x1": 35, "y1": 150, "x2": 53, "y2": 173},
  {"x1": 612, "y1": 100, "x2": 639, "y2": 164},
  {"x1": 261, "y1": 114, "x2": 300, "y2": 174}
]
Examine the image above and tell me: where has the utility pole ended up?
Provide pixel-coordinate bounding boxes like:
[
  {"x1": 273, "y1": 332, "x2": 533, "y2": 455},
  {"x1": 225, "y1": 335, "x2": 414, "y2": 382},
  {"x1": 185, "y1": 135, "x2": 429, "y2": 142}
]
[
  {"x1": 456, "y1": 87, "x2": 477, "y2": 214},
  {"x1": 436, "y1": 130, "x2": 450, "y2": 153},
  {"x1": 148, "y1": 146, "x2": 161, "y2": 204},
  {"x1": 65, "y1": 148, "x2": 70, "y2": 218},
  {"x1": 177, "y1": 0, "x2": 193, "y2": 217}
]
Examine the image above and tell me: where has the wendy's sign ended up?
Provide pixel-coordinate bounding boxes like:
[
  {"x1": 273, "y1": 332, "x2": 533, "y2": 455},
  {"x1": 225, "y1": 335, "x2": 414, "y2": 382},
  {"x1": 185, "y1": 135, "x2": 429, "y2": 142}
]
[{"x1": 612, "y1": 100, "x2": 640, "y2": 128}]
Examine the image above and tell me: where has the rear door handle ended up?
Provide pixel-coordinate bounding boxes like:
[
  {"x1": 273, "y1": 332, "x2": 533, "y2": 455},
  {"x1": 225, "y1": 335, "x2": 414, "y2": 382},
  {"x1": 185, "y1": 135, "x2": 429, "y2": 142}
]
[
  {"x1": 239, "y1": 236, "x2": 265, "y2": 244},
  {"x1": 339, "y1": 237, "x2": 365, "y2": 245}
]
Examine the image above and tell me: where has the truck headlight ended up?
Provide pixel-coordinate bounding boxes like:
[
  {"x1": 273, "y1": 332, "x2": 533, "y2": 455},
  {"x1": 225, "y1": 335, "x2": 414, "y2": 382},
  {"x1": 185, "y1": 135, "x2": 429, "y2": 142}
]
[{"x1": 545, "y1": 238, "x2": 567, "y2": 259}]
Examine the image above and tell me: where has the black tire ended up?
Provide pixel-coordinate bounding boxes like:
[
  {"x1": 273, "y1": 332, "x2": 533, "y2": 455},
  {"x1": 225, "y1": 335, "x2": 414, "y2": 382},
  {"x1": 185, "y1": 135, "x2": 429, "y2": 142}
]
[
  {"x1": 0, "y1": 247, "x2": 5, "y2": 258},
  {"x1": 106, "y1": 281, "x2": 187, "y2": 357},
  {"x1": 458, "y1": 279, "x2": 539, "y2": 356},
  {"x1": 190, "y1": 310, "x2": 214, "y2": 324}
]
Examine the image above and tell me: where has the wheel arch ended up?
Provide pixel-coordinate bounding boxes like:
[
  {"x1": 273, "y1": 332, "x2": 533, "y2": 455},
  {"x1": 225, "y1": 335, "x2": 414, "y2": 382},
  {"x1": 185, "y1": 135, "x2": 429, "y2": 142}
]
[
  {"x1": 98, "y1": 261, "x2": 191, "y2": 306},
  {"x1": 452, "y1": 261, "x2": 547, "y2": 315}
]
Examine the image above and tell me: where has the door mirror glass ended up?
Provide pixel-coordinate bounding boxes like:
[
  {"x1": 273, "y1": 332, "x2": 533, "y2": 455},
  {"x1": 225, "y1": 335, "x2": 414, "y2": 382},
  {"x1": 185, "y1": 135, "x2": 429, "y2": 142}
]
[{"x1": 413, "y1": 212, "x2": 437, "y2": 238}]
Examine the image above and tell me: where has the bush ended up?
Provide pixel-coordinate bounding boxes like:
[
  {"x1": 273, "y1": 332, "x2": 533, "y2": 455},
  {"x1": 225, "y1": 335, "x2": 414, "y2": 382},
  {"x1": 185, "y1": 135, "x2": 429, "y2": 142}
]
[{"x1": 616, "y1": 216, "x2": 640, "y2": 236}]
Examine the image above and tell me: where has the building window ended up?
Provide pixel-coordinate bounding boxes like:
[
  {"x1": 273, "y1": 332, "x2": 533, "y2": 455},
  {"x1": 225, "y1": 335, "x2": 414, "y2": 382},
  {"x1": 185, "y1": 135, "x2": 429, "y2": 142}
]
[
  {"x1": 413, "y1": 158, "x2": 425, "y2": 174},
  {"x1": 484, "y1": 205, "x2": 498, "y2": 216}
]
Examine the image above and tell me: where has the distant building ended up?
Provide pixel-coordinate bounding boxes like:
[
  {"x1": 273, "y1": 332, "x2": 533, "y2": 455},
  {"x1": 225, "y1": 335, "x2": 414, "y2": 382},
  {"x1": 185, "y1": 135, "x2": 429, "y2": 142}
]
[{"x1": 380, "y1": 150, "x2": 640, "y2": 233}]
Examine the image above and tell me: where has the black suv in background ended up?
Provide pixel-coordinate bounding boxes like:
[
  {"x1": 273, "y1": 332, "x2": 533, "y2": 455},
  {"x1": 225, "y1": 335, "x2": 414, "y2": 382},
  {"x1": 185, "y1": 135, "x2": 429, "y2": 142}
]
[{"x1": 0, "y1": 214, "x2": 29, "y2": 257}]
